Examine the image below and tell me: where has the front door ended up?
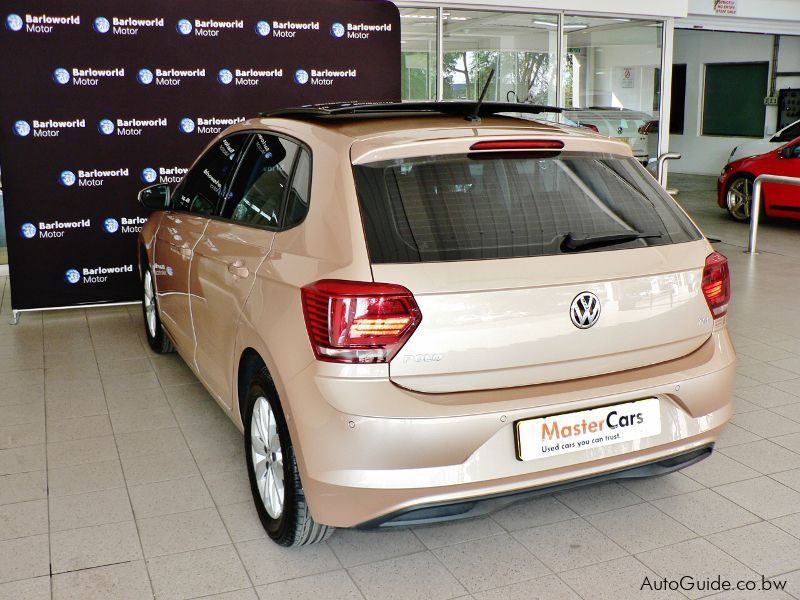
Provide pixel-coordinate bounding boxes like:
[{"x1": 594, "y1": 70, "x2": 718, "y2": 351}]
[
  {"x1": 153, "y1": 133, "x2": 249, "y2": 355},
  {"x1": 763, "y1": 141, "x2": 800, "y2": 218}
]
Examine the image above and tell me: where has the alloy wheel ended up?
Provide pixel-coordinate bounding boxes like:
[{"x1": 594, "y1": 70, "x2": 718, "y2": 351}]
[{"x1": 250, "y1": 396, "x2": 285, "y2": 519}]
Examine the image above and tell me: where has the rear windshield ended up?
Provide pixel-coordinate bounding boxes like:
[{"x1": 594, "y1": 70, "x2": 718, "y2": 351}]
[{"x1": 353, "y1": 152, "x2": 701, "y2": 264}]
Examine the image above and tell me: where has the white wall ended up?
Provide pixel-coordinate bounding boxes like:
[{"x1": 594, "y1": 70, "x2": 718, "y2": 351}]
[
  {"x1": 398, "y1": 0, "x2": 688, "y2": 18},
  {"x1": 669, "y1": 29, "x2": 800, "y2": 175}
]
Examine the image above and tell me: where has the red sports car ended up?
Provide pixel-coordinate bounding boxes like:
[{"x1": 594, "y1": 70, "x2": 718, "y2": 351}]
[{"x1": 718, "y1": 136, "x2": 800, "y2": 222}]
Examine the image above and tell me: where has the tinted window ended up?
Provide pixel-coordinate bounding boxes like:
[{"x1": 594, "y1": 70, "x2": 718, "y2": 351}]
[
  {"x1": 224, "y1": 133, "x2": 299, "y2": 228},
  {"x1": 354, "y1": 152, "x2": 701, "y2": 264},
  {"x1": 173, "y1": 134, "x2": 248, "y2": 215},
  {"x1": 284, "y1": 149, "x2": 311, "y2": 228},
  {"x1": 775, "y1": 122, "x2": 800, "y2": 143}
]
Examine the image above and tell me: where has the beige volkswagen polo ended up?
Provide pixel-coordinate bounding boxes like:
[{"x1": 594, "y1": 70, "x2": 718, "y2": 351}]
[{"x1": 137, "y1": 102, "x2": 735, "y2": 547}]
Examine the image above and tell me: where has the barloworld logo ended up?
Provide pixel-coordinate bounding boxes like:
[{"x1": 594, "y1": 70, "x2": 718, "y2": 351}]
[
  {"x1": 103, "y1": 218, "x2": 119, "y2": 234},
  {"x1": 218, "y1": 68, "x2": 282, "y2": 87},
  {"x1": 53, "y1": 67, "x2": 125, "y2": 86},
  {"x1": 297, "y1": 68, "x2": 357, "y2": 86},
  {"x1": 96, "y1": 16, "x2": 163, "y2": 35},
  {"x1": 93, "y1": 16, "x2": 110, "y2": 33},
  {"x1": 294, "y1": 69, "x2": 309, "y2": 85},
  {"x1": 136, "y1": 67, "x2": 205, "y2": 86},
  {"x1": 179, "y1": 117, "x2": 196, "y2": 133},
  {"x1": 180, "y1": 116, "x2": 245, "y2": 134},
  {"x1": 330, "y1": 22, "x2": 345, "y2": 38},
  {"x1": 13, "y1": 120, "x2": 31, "y2": 137},
  {"x1": 22, "y1": 219, "x2": 90, "y2": 239},
  {"x1": 103, "y1": 216, "x2": 147, "y2": 234},
  {"x1": 6, "y1": 14, "x2": 23, "y2": 31},
  {"x1": 141, "y1": 167, "x2": 158, "y2": 183},
  {"x1": 59, "y1": 168, "x2": 130, "y2": 187},
  {"x1": 14, "y1": 118, "x2": 86, "y2": 138},
  {"x1": 218, "y1": 68, "x2": 233, "y2": 85},
  {"x1": 59, "y1": 170, "x2": 77, "y2": 187},
  {"x1": 176, "y1": 19, "x2": 192, "y2": 35},
  {"x1": 99, "y1": 117, "x2": 167, "y2": 136},
  {"x1": 53, "y1": 67, "x2": 70, "y2": 85},
  {"x1": 255, "y1": 20, "x2": 270, "y2": 37},
  {"x1": 138, "y1": 68, "x2": 154, "y2": 85},
  {"x1": 98, "y1": 119, "x2": 115, "y2": 135},
  {"x1": 65, "y1": 264, "x2": 135, "y2": 284},
  {"x1": 20, "y1": 223, "x2": 37, "y2": 239},
  {"x1": 143, "y1": 166, "x2": 188, "y2": 184},
  {"x1": 8, "y1": 13, "x2": 80, "y2": 33}
]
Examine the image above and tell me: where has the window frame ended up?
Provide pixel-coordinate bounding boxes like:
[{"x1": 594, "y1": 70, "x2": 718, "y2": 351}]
[{"x1": 170, "y1": 129, "x2": 313, "y2": 233}]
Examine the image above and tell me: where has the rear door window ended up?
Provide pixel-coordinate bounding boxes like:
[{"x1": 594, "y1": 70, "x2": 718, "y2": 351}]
[
  {"x1": 353, "y1": 152, "x2": 701, "y2": 264},
  {"x1": 223, "y1": 133, "x2": 299, "y2": 228}
]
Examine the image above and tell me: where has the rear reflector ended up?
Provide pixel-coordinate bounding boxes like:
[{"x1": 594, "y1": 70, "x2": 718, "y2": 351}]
[
  {"x1": 301, "y1": 280, "x2": 422, "y2": 364},
  {"x1": 701, "y1": 252, "x2": 730, "y2": 319},
  {"x1": 469, "y1": 140, "x2": 564, "y2": 151}
]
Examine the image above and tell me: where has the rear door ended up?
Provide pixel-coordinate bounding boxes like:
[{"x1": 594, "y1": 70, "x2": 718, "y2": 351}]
[
  {"x1": 353, "y1": 149, "x2": 713, "y2": 393},
  {"x1": 190, "y1": 133, "x2": 308, "y2": 405},
  {"x1": 154, "y1": 133, "x2": 248, "y2": 353}
]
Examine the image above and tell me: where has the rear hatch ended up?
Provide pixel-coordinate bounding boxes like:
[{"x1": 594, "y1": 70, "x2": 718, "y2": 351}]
[{"x1": 353, "y1": 145, "x2": 713, "y2": 394}]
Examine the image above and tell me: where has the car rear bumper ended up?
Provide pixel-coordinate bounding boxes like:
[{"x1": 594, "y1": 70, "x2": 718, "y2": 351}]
[
  {"x1": 359, "y1": 444, "x2": 714, "y2": 528},
  {"x1": 286, "y1": 330, "x2": 735, "y2": 528}
]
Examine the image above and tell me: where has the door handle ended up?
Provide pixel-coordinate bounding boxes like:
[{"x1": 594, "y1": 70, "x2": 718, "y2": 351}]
[
  {"x1": 227, "y1": 260, "x2": 250, "y2": 278},
  {"x1": 180, "y1": 247, "x2": 192, "y2": 259}
]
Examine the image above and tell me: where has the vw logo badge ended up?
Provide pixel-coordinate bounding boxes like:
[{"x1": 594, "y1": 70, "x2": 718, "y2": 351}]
[{"x1": 570, "y1": 292, "x2": 601, "y2": 329}]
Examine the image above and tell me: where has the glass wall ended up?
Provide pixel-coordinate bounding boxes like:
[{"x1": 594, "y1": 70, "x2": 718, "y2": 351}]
[
  {"x1": 442, "y1": 10, "x2": 558, "y2": 104},
  {"x1": 563, "y1": 17, "x2": 663, "y2": 165},
  {"x1": 400, "y1": 8, "x2": 438, "y2": 100},
  {"x1": 398, "y1": 8, "x2": 666, "y2": 166}
]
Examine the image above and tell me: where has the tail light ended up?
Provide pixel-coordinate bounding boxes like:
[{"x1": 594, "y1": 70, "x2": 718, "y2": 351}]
[
  {"x1": 638, "y1": 124, "x2": 649, "y2": 134},
  {"x1": 579, "y1": 123, "x2": 599, "y2": 133},
  {"x1": 301, "y1": 280, "x2": 422, "y2": 364},
  {"x1": 702, "y1": 252, "x2": 730, "y2": 318}
]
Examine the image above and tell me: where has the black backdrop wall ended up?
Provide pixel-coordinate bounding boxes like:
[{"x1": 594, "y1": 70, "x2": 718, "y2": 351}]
[{"x1": 0, "y1": 1, "x2": 400, "y2": 310}]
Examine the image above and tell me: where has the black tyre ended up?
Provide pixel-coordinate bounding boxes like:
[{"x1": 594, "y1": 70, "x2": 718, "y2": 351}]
[
  {"x1": 244, "y1": 369, "x2": 334, "y2": 546},
  {"x1": 141, "y1": 260, "x2": 175, "y2": 354},
  {"x1": 725, "y1": 174, "x2": 754, "y2": 222}
]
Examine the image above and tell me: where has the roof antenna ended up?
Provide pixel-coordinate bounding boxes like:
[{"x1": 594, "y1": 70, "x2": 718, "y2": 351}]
[{"x1": 465, "y1": 69, "x2": 495, "y2": 123}]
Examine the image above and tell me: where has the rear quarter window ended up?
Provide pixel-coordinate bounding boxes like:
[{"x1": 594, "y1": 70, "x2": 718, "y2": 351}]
[{"x1": 353, "y1": 151, "x2": 701, "y2": 264}]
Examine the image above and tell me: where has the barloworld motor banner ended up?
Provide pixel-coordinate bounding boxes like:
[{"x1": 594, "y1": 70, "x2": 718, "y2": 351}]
[{"x1": 0, "y1": 0, "x2": 400, "y2": 310}]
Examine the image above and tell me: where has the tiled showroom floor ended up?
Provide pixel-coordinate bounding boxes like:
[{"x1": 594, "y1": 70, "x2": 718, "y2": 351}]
[{"x1": 2, "y1": 175, "x2": 800, "y2": 600}]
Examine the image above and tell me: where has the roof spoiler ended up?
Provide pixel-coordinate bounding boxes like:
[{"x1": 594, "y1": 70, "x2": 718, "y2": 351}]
[{"x1": 260, "y1": 101, "x2": 563, "y2": 121}]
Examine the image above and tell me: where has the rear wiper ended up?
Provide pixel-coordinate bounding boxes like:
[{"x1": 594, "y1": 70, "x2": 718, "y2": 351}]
[{"x1": 561, "y1": 231, "x2": 662, "y2": 253}]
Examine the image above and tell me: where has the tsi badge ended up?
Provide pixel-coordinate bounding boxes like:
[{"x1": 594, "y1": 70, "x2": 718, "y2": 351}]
[
  {"x1": 20, "y1": 223, "x2": 38, "y2": 239},
  {"x1": 255, "y1": 20, "x2": 270, "y2": 37},
  {"x1": 570, "y1": 292, "x2": 601, "y2": 329}
]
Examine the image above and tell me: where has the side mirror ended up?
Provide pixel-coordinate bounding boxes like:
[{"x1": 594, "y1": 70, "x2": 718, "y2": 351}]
[{"x1": 138, "y1": 184, "x2": 170, "y2": 210}]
